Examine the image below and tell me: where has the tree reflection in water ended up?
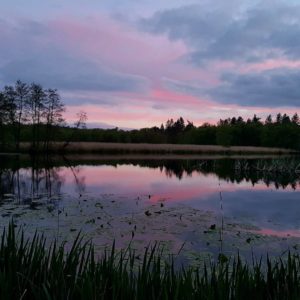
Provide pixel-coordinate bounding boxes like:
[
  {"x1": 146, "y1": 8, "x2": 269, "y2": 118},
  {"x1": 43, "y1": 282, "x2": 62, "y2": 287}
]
[
  {"x1": 0, "y1": 156, "x2": 299, "y2": 208},
  {"x1": 0, "y1": 157, "x2": 88, "y2": 217},
  {"x1": 108, "y1": 158, "x2": 300, "y2": 190}
]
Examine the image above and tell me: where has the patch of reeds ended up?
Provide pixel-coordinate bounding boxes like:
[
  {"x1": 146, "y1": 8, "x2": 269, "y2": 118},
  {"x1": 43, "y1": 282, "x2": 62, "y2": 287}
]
[
  {"x1": 234, "y1": 158, "x2": 300, "y2": 174},
  {"x1": 18, "y1": 142, "x2": 296, "y2": 155},
  {"x1": 1, "y1": 224, "x2": 300, "y2": 299}
]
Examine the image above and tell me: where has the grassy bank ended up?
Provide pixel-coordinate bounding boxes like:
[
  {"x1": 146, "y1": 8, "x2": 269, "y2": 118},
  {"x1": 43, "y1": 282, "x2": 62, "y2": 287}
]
[
  {"x1": 1, "y1": 224, "x2": 300, "y2": 299},
  {"x1": 17, "y1": 142, "x2": 298, "y2": 154}
]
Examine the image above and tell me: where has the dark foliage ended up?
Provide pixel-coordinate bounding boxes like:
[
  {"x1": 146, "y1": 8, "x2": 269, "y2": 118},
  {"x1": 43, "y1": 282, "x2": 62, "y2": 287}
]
[
  {"x1": 1, "y1": 81, "x2": 300, "y2": 151},
  {"x1": 1, "y1": 223, "x2": 300, "y2": 299},
  {"x1": 53, "y1": 114, "x2": 300, "y2": 150},
  {"x1": 0, "y1": 81, "x2": 66, "y2": 151}
]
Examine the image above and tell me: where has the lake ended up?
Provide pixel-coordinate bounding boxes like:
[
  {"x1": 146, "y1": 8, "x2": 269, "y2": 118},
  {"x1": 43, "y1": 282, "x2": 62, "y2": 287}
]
[{"x1": 1, "y1": 154, "x2": 300, "y2": 266}]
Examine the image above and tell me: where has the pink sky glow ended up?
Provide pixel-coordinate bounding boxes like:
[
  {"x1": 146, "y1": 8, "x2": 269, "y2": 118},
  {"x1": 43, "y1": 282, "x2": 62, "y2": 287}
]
[
  {"x1": 1, "y1": 1, "x2": 300, "y2": 128},
  {"x1": 56, "y1": 15, "x2": 300, "y2": 128}
]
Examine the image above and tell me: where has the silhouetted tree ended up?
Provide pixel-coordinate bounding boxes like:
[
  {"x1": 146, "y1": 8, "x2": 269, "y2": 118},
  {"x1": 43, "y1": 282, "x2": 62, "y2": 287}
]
[
  {"x1": 265, "y1": 114, "x2": 272, "y2": 124},
  {"x1": 44, "y1": 88, "x2": 65, "y2": 151},
  {"x1": 63, "y1": 111, "x2": 87, "y2": 148},
  {"x1": 0, "y1": 92, "x2": 9, "y2": 148},
  {"x1": 276, "y1": 113, "x2": 283, "y2": 124},
  {"x1": 292, "y1": 113, "x2": 299, "y2": 125},
  {"x1": 236, "y1": 116, "x2": 244, "y2": 125},
  {"x1": 27, "y1": 83, "x2": 46, "y2": 150},
  {"x1": 14, "y1": 80, "x2": 29, "y2": 150},
  {"x1": 252, "y1": 114, "x2": 261, "y2": 124},
  {"x1": 282, "y1": 113, "x2": 291, "y2": 124}
]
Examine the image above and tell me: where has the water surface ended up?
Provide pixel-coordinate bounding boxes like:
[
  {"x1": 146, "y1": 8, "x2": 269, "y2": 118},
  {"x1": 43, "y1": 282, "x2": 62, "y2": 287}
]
[{"x1": 1, "y1": 154, "x2": 300, "y2": 264}]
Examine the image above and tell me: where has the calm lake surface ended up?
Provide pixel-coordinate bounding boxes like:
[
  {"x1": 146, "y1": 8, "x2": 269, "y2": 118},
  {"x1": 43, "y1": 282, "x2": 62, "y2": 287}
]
[{"x1": 1, "y1": 154, "x2": 300, "y2": 265}]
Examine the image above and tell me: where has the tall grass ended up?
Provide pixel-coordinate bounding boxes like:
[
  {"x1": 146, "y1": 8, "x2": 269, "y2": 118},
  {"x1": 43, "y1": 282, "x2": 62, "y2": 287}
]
[
  {"x1": 1, "y1": 224, "x2": 300, "y2": 299},
  {"x1": 19, "y1": 142, "x2": 296, "y2": 154},
  {"x1": 234, "y1": 158, "x2": 300, "y2": 174}
]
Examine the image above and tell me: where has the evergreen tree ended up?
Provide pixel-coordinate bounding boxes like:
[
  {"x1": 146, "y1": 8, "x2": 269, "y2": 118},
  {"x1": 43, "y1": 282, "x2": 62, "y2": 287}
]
[{"x1": 292, "y1": 113, "x2": 299, "y2": 125}]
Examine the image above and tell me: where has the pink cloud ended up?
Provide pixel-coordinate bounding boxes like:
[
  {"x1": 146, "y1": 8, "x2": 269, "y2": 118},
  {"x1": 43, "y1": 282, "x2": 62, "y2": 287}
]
[
  {"x1": 241, "y1": 59, "x2": 300, "y2": 73},
  {"x1": 52, "y1": 15, "x2": 220, "y2": 90},
  {"x1": 7, "y1": 14, "x2": 298, "y2": 128},
  {"x1": 63, "y1": 89, "x2": 300, "y2": 128},
  {"x1": 48, "y1": 15, "x2": 188, "y2": 76}
]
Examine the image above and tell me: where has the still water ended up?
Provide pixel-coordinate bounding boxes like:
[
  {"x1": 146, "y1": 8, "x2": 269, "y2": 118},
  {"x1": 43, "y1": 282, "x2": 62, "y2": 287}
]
[{"x1": 1, "y1": 154, "x2": 300, "y2": 264}]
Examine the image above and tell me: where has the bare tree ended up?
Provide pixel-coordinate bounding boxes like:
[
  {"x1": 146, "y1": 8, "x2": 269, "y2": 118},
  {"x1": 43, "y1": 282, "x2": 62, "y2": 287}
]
[
  {"x1": 27, "y1": 83, "x2": 46, "y2": 150},
  {"x1": 44, "y1": 89, "x2": 65, "y2": 151},
  {"x1": 3, "y1": 86, "x2": 16, "y2": 124},
  {"x1": 74, "y1": 111, "x2": 87, "y2": 129},
  {"x1": 14, "y1": 80, "x2": 29, "y2": 151},
  {"x1": 2, "y1": 86, "x2": 17, "y2": 148},
  {"x1": 1, "y1": 81, "x2": 68, "y2": 152},
  {"x1": 63, "y1": 111, "x2": 87, "y2": 149},
  {"x1": 0, "y1": 92, "x2": 9, "y2": 148}
]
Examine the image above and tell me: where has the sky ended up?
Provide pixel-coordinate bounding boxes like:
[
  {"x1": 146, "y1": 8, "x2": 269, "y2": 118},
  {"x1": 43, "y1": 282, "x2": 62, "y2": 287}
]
[{"x1": 1, "y1": 0, "x2": 300, "y2": 128}]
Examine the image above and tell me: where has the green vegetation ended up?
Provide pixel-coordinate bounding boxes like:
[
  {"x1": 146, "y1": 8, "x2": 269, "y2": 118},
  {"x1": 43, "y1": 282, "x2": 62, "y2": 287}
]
[
  {"x1": 1, "y1": 81, "x2": 300, "y2": 152},
  {"x1": 0, "y1": 223, "x2": 300, "y2": 299}
]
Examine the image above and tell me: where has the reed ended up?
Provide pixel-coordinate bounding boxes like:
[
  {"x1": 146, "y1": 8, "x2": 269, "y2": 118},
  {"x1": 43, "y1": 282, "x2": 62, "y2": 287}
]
[
  {"x1": 1, "y1": 223, "x2": 300, "y2": 299},
  {"x1": 234, "y1": 158, "x2": 300, "y2": 174},
  {"x1": 18, "y1": 142, "x2": 296, "y2": 155}
]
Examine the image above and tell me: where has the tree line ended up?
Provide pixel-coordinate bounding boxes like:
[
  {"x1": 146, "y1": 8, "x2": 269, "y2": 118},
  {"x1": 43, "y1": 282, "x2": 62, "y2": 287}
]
[
  {"x1": 60, "y1": 114, "x2": 300, "y2": 150},
  {"x1": 0, "y1": 80, "x2": 65, "y2": 151},
  {"x1": 1, "y1": 81, "x2": 300, "y2": 151}
]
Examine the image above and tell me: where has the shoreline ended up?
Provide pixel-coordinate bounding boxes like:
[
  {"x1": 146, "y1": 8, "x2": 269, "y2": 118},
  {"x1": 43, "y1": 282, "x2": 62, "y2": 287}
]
[{"x1": 4, "y1": 142, "x2": 298, "y2": 155}]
